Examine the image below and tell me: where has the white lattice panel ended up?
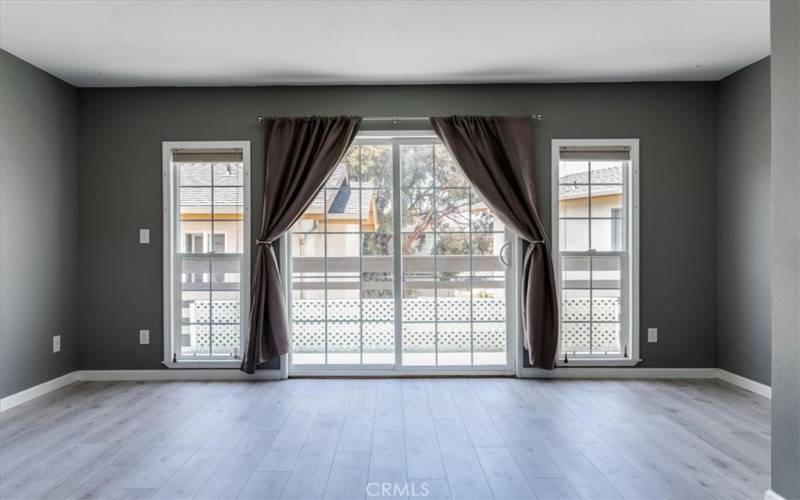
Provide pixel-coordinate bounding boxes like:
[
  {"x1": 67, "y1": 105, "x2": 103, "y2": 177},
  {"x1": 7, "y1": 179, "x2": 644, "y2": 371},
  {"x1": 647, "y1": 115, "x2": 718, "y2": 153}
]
[
  {"x1": 189, "y1": 301, "x2": 240, "y2": 323},
  {"x1": 293, "y1": 298, "x2": 505, "y2": 323},
  {"x1": 562, "y1": 297, "x2": 620, "y2": 322},
  {"x1": 293, "y1": 320, "x2": 506, "y2": 353}
]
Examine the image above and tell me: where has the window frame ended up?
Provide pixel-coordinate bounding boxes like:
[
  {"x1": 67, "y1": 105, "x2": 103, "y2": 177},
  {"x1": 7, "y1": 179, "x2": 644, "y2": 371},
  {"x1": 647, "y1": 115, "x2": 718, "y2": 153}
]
[
  {"x1": 551, "y1": 138, "x2": 640, "y2": 367},
  {"x1": 162, "y1": 140, "x2": 251, "y2": 368}
]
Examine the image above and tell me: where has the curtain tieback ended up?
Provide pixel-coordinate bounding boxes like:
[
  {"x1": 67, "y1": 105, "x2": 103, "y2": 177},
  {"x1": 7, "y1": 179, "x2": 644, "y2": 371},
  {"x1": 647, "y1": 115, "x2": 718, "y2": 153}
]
[
  {"x1": 530, "y1": 239, "x2": 546, "y2": 245},
  {"x1": 256, "y1": 240, "x2": 273, "y2": 246}
]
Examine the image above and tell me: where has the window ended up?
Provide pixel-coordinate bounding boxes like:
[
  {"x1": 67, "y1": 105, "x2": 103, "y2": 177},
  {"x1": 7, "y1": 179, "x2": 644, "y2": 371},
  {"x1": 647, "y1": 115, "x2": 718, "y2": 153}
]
[
  {"x1": 289, "y1": 135, "x2": 512, "y2": 371},
  {"x1": 163, "y1": 142, "x2": 250, "y2": 364},
  {"x1": 552, "y1": 140, "x2": 639, "y2": 365}
]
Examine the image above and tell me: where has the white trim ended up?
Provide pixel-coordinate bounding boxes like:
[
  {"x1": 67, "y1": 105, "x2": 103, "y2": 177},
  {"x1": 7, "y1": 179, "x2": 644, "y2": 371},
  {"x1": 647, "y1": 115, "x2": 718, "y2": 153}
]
[
  {"x1": 161, "y1": 140, "x2": 251, "y2": 365},
  {"x1": 0, "y1": 367, "x2": 770, "y2": 413},
  {"x1": 551, "y1": 138, "x2": 640, "y2": 365},
  {"x1": 765, "y1": 490, "x2": 786, "y2": 500},
  {"x1": 558, "y1": 358, "x2": 642, "y2": 367},
  {"x1": 717, "y1": 369, "x2": 772, "y2": 398},
  {"x1": 520, "y1": 367, "x2": 717, "y2": 379},
  {"x1": 162, "y1": 360, "x2": 241, "y2": 369},
  {"x1": 76, "y1": 369, "x2": 282, "y2": 382},
  {"x1": 0, "y1": 372, "x2": 78, "y2": 412},
  {"x1": 290, "y1": 369, "x2": 516, "y2": 378}
]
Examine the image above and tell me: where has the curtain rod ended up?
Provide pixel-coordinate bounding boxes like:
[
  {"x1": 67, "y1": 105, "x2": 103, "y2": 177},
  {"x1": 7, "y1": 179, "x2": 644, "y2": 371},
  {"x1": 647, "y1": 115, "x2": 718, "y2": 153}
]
[{"x1": 255, "y1": 114, "x2": 543, "y2": 124}]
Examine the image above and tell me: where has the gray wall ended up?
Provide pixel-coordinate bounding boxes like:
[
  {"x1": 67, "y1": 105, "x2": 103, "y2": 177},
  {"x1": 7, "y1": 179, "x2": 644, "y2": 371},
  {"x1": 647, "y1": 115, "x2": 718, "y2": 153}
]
[
  {"x1": 770, "y1": 1, "x2": 800, "y2": 498},
  {"x1": 0, "y1": 50, "x2": 79, "y2": 397},
  {"x1": 77, "y1": 83, "x2": 718, "y2": 370},
  {"x1": 715, "y1": 57, "x2": 772, "y2": 386}
]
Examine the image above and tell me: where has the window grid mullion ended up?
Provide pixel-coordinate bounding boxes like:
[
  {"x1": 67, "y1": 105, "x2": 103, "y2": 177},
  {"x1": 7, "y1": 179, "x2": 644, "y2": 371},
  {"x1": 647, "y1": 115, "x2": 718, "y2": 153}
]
[
  {"x1": 209, "y1": 164, "x2": 215, "y2": 357},
  {"x1": 358, "y1": 146, "x2": 364, "y2": 365},
  {"x1": 432, "y1": 146, "x2": 439, "y2": 366}
]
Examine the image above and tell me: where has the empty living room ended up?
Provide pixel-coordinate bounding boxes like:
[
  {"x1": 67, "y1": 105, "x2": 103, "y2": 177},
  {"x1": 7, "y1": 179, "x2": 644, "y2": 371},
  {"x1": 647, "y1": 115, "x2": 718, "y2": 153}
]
[{"x1": 1, "y1": 1, "x2": 798, "y2": 499}]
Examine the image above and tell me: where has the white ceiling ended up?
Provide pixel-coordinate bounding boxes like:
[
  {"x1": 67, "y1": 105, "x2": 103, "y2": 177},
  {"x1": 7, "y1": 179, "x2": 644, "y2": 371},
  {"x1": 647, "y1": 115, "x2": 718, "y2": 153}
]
[{"x1": 0, "y1": 0, "x2": 770, "y2": 87}]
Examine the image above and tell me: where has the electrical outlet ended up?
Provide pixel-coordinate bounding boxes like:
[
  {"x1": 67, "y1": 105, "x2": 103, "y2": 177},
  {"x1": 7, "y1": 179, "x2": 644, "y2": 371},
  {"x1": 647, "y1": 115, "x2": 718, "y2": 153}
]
[
  {"x1": 52, "y1": 335, "x2": 61, "y2": 353},
  {"x1": 139, "y1": 228, "x2": 150, "y2": 244},
  {"x1": 648, "y1": 328, "x2": 658, "y2": 343},
  {"x1": 139, "y1": 329, "x2": 150, "y2": 345}
]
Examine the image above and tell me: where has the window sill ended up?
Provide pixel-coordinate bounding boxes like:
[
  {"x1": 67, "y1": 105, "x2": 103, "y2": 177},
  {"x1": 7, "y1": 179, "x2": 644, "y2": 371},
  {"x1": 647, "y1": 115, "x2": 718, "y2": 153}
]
[
  {"x1": 163, "y1": 360, "x2": 242, "y2": 369},
  {"x1": 557, "y1": 358, "x2": 642, "y2": 367}
]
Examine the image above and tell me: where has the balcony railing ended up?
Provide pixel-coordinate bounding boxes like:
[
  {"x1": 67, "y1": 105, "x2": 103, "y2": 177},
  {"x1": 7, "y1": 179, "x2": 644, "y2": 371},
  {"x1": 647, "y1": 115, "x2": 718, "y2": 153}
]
[{"x1": 181, "y1": 296, "x2": 622, "y2": 357}]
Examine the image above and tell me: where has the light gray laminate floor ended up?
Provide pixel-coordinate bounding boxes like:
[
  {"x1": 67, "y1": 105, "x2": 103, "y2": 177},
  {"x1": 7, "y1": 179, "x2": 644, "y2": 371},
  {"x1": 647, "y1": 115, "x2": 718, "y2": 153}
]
[{"x1": 0, "y1": 378, "x2": 770, "y2": 500}]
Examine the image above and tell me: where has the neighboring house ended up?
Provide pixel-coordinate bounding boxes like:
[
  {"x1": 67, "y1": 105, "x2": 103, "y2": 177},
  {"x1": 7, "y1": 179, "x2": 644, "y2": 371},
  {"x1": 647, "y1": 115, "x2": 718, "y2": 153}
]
[{"x1": 292, "y1": 163, "x2": 377, "y2": 235}]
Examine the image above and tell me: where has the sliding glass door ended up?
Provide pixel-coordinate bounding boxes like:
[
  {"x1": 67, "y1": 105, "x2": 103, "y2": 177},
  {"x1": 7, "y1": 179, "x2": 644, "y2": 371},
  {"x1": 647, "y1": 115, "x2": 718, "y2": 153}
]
[{"x1": 289, "y1": 135, "x2": 513, "y2": 372}]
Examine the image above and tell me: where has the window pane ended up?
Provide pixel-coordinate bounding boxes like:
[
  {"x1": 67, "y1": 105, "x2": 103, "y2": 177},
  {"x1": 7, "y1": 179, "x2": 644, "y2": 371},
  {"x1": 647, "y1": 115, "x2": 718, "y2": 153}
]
[
  {"x1": 211, "y1": 290, "x2": 240, "y2": 323},
  {"x1": 562, "y1": 289, "x2": 591, "y2": 322},
  {"x1": 561, "y1": 256, "x2": 590, "y2": 289},
  {"x1": 591, "y1": 219, "x2": 625, "y2": 251},
  {"x1": 402, "y1": 323, "x2": 435, "y2": 366},
  {"x1": 436, "y1": 189, "x2": 470, "y2": 232},
  {"x1": 560, "y1": 184, "x2": 589, "y2": 218},
  {"x1": 212, "y1": 162, "x2": 243, "y2": 186},
  {"x1": 589, "y1": 161, "x2": 623, "y2": 184},
  {"x1": 434, "y1": 145, "x2": 468, "y2": 188},
  {"x1": 436, "y1": 323, "x2": 471, "y2": 366},
  {"x1": 327, "y1": 322, "x2": 360, "y2": 364},
  {"x1": 366, "y1": 188, "x2": 392, "y2": 234},
  {"x1": 339, "y1": 146, "x2": 360, "y2": 180},
  {"x1": 181, "y1": 259, "x2": 210, "y2": 324},
  {"x1": 325, "y1": 188, "x2": 360, "y2": 233},
  {"x1": 592, "y1": 256, "x2": 621, "y2": 289},
  {"x1": 211, "y1": 324, "x2": 240, "y2": 357},
  {"x1": 401, "y1": 189, "x2": 434, "y2": 233},
  {"x1": 471, "y1": 191, "x2": 503, "y2": 232},
  {"x1": 559, "y1": 160, "x2": 589, "y2": 181},
  {"x1": 403, "y1": 278, "x2": 435, "y2": 322},
  {"x1": 562, "y1": 323, "x2": 590, "y2": 355},
  {"x1": 363, "y1": 322, "x2": 394, "y2": 364},
  {"x1": 473, "y1": 323, "x2": 506, "y2": 365},
  {"x1": 559, "y1": 219, "x2": 589, "y2": 251},
  {"x1": 180, "y1": 225, "x2": 210, "y2": 253},
  {"x1": 182, "y1": 324, "x2": 210, "y2": 357},
  {"x1": 179, "y1": 163, "x2": 211, "y2": 186},
  {"x1": 292, "y1": 322, "x2": 325, "y2": 365},
  {"x1": 593, "y1": 289, "x2": 621, "y2": 322},
  {"x1": 400, "y1": 145, "x2": 434, "y2": 188},
  {"x1": 402, "y1": 232, "x2": 434, "y2": 274},
  {"x1": 359, "y1": 145, "x2": 393, "y2": 189},
  {"x1": 592, "y1": 323, "x2": 622, "y2": 355},
  {"x1": 590, "y1": 185, "x2": 623, "y2": 218},
  {"x1": 473, "y1": 283, "x2": 505, "y2": 322}
]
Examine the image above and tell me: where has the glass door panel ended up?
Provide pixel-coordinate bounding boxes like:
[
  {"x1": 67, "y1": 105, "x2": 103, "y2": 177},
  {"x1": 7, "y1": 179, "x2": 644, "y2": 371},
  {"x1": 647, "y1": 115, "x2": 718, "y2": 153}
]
[{"x1": 290, "y1": 138, "x2": 511, "y2": 371}]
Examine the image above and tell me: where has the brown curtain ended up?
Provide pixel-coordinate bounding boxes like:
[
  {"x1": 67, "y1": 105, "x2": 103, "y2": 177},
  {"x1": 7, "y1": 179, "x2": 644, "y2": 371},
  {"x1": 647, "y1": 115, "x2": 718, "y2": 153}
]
[
  {"x1": 241, "y1": 116, "x2": 361, "y2": 374},
  {"x1": 430, "y1": 116, "x2": 559, "y2": 369}
]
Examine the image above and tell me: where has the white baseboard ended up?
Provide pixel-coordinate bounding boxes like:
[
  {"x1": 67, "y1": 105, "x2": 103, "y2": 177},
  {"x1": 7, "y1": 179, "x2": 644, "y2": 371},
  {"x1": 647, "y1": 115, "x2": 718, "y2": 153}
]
[
  {"x1": 765, "y1": 489, "x2": 786, "y2": 500},
  {"x1": 75, "y1": 369, "x2": 283, "y2": 382},
  {"x1": 0, "y1": 372, "x2": 78, "y2": 412},
  {"x1": 519, "y1": 367, "x2": 719, "y2": 379},
  {"x1": 2, "y1": 365, "x2": 772, "y2": 413},
  {"x1": 717, "y1": 369, "x2": 772, "y2": 398}
]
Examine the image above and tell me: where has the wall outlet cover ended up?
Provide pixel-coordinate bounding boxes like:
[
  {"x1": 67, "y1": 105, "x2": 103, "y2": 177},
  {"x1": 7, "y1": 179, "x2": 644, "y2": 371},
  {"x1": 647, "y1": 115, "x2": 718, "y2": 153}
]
[
  {"x1": 139, "y1": 329, "x2": 150, "y2": 344},
  {"x1": 139, "y1": 228, "x2": 150, "y2": 244},
  {"x1": 52, "y1": 335, "x2": 61, "y2": 353},
  {"x1": 647, "y1": 328, "x2": 658, "y2": 343}
]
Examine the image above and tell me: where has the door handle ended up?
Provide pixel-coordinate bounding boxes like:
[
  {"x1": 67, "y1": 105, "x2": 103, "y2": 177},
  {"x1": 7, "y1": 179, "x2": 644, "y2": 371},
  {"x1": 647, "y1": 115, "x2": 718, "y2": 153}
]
[{"x1": 499, "y1": 241, "x2": 511, "y2": 268}]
